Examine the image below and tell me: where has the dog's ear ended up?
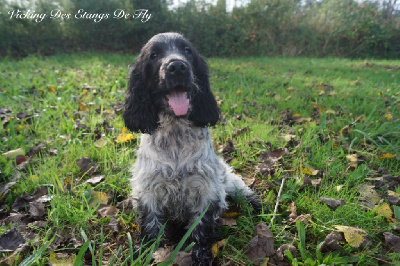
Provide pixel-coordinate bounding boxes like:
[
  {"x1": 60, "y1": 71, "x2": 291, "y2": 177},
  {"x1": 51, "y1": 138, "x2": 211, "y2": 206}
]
[
  {"x1": 123, "y1": 61, "x2": 159, "y2": 134},
  {"x1": 189, "y1": 55, "x2": 220, "y2": 127}
]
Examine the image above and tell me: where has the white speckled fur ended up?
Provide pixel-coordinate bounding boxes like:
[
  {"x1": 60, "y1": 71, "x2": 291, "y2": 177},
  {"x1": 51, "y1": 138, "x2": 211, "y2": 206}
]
[{"x1": 130, "y1": 113, "x2": 253, "y2": 221}]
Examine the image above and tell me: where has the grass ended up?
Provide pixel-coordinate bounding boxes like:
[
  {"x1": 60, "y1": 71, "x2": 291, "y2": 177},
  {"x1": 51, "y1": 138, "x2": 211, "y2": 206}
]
[{"x1": 0, "y1": 53, "x2": 399, "y2": 265}]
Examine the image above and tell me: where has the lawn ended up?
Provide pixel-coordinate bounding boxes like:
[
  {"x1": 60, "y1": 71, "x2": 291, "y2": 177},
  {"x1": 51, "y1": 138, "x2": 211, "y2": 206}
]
[{"x1": 0, "y1": 53, "x2": 399, "y2": 265}]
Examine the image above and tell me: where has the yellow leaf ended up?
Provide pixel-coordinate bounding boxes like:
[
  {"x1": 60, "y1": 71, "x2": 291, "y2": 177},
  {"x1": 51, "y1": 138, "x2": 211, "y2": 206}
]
[
  {"x1": 301, "y1": 166, "x2": 319, "y2": 176},
  {"x1": 346, "y1": 154, "x2": 358, "y2": 168},
  {"x1": 293, "y1": 113, "x2": 302, "y2": 118},
  {"x1": 90, "y1": 190, "x2": 109, "y2": 207},
  {"x1": 79, "y1": 101, "x2": 88, "y2": 111},
  {"x1": 334, "y1": 225, "x2": 368, "y2": 248},
  {"x1": 375, "y1": 203, "x2": 395, "y2": 223},
  {"x1": 211, "y1": 239, "x2": 226, "y2": 258},
  {"x1": 236, "y1": 89, "x2": 242, "y2": 95},
  {"x1": 384, "y1": 113, "x2": 393, "y2": 120},
  {"x1": 222, "y1": 212, "x2": 240, "y2": 218},
  {"x1": 116, "y1": 133, "x2": 135, "y2": 143},
  {"x1": 49, "y1": 251, "x2": 76, "y2": 266},
  {"x1": 48, "y1": 86, "x2": 56, "y2": 93},
  {"x1": 121, "y1": 127, "x2": 129, "y2": 133},
  {"x1": 378, "y1": 153, "x2": 397, "y2": 159}
]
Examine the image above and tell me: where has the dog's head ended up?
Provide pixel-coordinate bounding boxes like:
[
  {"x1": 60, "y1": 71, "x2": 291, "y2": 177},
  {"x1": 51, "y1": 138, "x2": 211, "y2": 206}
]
[{"x1": 123, "y1": 32, "x2": 220, "y2": 134}]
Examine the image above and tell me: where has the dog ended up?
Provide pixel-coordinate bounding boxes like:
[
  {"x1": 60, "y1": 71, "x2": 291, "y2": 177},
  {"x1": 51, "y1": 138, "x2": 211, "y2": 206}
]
[{"x1": 123, "y1": 32, "x2": 261, "y2": 265}]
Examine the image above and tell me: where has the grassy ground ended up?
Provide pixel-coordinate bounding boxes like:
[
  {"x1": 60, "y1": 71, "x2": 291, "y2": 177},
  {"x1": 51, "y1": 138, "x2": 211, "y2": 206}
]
[{"x1": 0, "y1": 53, "x2": 399, "y2": 265}]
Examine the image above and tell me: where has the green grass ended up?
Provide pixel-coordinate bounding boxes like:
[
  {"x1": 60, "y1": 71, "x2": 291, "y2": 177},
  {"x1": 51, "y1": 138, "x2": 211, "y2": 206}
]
[{"x1": 0, "y1": 53, "x2": 399, "y2": 265}]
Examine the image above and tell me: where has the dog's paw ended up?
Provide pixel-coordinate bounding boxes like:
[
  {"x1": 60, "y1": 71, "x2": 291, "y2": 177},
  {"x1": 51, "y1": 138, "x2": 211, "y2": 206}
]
[{"x1": 191, "y1": 245, "x2": 212, "y2": 266}]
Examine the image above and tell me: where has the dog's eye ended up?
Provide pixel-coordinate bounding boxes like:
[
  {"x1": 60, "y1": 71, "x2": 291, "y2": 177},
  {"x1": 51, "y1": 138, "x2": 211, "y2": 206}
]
[
  {"x1": 150, "y1": 52, "x2": 158, "y2": 60},
  {"x1": 184, "y1": 47, "x2": 192, "y2": 55}
]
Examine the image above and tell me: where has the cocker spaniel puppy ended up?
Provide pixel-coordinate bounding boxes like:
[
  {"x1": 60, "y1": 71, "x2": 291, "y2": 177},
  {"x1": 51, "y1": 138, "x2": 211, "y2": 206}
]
[{"x1": 123, "y1": 32, "x2": 261, "y2": 265}]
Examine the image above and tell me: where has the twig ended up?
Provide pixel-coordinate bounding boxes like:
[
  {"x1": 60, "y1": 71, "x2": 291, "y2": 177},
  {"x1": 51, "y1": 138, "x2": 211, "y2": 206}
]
[{"x1": 269, "y1": 177, "x2": 286, "y2": 227}]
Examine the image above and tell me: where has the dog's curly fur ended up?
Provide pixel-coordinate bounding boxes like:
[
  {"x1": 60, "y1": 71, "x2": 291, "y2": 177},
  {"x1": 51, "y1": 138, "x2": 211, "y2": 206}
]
[{"x1": 123, "y1": 32, "x2": 260, "y2": 265}]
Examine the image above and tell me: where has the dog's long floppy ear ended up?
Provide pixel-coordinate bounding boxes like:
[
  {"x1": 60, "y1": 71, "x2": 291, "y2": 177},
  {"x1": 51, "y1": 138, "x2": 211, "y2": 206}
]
[
  {"x1": 189, "y1": 55, "x2": 220, "y2": 127},
  {"x1": 123, "y1": 61, "x2": 159, "y2": 134}
]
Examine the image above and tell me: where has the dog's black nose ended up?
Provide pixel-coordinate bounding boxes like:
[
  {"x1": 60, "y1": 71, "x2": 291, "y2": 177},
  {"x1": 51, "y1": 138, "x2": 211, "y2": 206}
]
[{"x1": 167, "y1": 61, "x2": 187, "y2": 75}]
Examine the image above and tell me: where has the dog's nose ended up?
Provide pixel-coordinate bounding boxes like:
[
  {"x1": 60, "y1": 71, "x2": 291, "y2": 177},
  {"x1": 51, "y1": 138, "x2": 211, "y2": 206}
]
[{"x1": 167, "y1": 61, "x2": 187, "y2": 75}]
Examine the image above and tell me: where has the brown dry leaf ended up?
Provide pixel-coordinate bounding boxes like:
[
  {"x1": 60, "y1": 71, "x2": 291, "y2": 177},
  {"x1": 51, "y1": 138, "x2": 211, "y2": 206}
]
[
  {"x1": 152, "y1": 247, "x2": 173, "y2": 263},
  {"x1": 211, "y1": 239, "x2": 226, "y2": 258},
  {"x1": 76, "y1": 157, "x2": 99, "y2": 175},
  {"x1": 275, "y1": 244, "x2": 297, "y2": 261},
  {"x1": 0, "y1": 229, "x2": 25, "y2": 252},
  {"x1": 242, "y1": 175, "x2": 255, "y2": 186},
  {"x1": 97, "y1": 205, "x2": 119, "y2": 218},
  {"x1": 292, "y1": 214, "x2": 312, "y2": 223},
  {"x1": 173, "y1": 251, "x2": 192, "y2": 265},
  {"x1": 383, "y1": 232, "x2": 400, "y2": 253},
  {"x1": 267, "y1": 148, "x2": 289, "y2": 161},
  {"x1": 219, "y1": 217, "x2": 237, "y2": 227},
  {"x1": 346, "y1": 154, "x2": 358, "y2": 168},
  {"x1": 320, "y1": 231, "x2": 343, "y2": 252},
  {"x1": 311, "y1": 178, "x2": 322, "y2": 186},
  {"x1": 375, "y1": 203, "x2": 395, "y2": 223},
  {"x1": 320, "y1": 197, "x2": 345, "y2": 210},
  {"x1": 245, "y1": 223, "x2": 275, "y2": 265},
  {"x1": 334, "y1": 225, "x2": 368, "y2": 248},
  {"x1": 301, "y1": 166, "x2": 319, "y2": 176},
  {"x1": 49, "y1": 252, "x2": 76, "y2": 265},
  {"x1": 388, "y1": 190, "x2": 400, "y2": 205},
  {"x1": 29, "y1": 201, "x2": 46, "y2": 219}
]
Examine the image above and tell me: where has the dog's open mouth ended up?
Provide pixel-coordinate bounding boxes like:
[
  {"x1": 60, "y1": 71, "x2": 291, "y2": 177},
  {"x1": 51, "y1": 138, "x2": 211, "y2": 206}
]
[{"x1": 166, "y1": 90, "x2": 190, "y2": 116}]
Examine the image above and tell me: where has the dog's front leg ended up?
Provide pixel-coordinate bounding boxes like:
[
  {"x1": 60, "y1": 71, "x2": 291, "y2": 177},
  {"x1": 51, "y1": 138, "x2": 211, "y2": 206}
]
[
  {"x1": 138, "y1": 203, "x2": 165, "y2": 244},
  {"x1": 190, "y1": 202, "x2": 221, "y2": 266}
]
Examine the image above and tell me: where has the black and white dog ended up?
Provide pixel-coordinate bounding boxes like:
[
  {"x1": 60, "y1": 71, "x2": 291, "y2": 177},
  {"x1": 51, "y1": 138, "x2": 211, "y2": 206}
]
[{"x1": 123, "y1": 32, "x2": 260, "y2": 265}]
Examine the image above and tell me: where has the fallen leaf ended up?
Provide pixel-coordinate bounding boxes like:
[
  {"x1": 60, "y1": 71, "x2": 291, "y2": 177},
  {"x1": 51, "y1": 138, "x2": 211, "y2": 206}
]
[
  {"x1": 242, "y1": 175, "x2": 255, "y2": 186},
  {"x1": 375, "y1": 204, "x2": 395, "y2": 223},
  {"x1": 275, "y1": 244, "x2": 297, "y2": 261},
  {"x1": 49, "y1": 252, "x2": 76, "y2": 265},
  {"x1": 15, "y1": 155, "x2": 27, "y2": 165},
  {"x1": 266, "y1": 148, "x2": 289, "y2": 161},
  {"x1": 320, "y1": 197, "x2": 345, "y2": 210},
  {"x1": 287, "y1": 202, "x2": 297, "y2": 220},
  {"x1": 94, "y1": 138, "x2": 108, "y2": 148},
  {"x1": 222, "y1": 212, "x2": 240, "y2": 219},
  {"x1": 245, "y1": 223, "x2": 275, "y2": 265},
  {"x1": 311, "y1": 178, "x2": 322, "y2": 186},
  {"x1": 76, "y1": 157, "x2": 99, "y2": 175},
  {"x1": 378, "y1": 153, "x2": 397, "y2": 159},
  {"x1": 89, "y1": 191, "x2": 109, "y2": 207},
  {"x1": 218, "y1": 217, "x2": 237, "y2": 227},
  {"x1": 358, "y1": 184, "x2": 382, "y2": 209},
  {"x1": 0, "y1": 181, "x2": 17, "y2": 200},
  {"x1": 26, "y1": 143, "x2": 46, "y2": 156},
  {"x1": 152, "y1": 246, "x2": 173, "y2": 263},
  {"x1": 85, "y1": 175, "x2": 105, "y2": 185},
  {"x1": 0, "y1": 229, "x2": 25, "y2": 252},
  {"x1": 334, "y1": 225, "x2": 368, "y2": 248},
  {"x1": 116, "y1": 199, "x2": 134, "y2": 215},
  {"x1": 383, "y1": 232, "x2": 400, "y2": 253},
  {"x1": 346, "y1": 154, "x2": 358, "y2": 168},
  {"x1": 173, "y1": 251, "x2": 192, "y2": 265},
  {"x1": 384, "y1": 113, "x2": 393, "y2": 120},
  {"x1": 302, "y1": 166, "x2": 319, "y2": 176},
  {"x1": 319, "y1": 231, "x2": 343, "y2": 252},
  {"x1": 388, "y1": 190, "x2": 400, "y2": 205},
  {"x1": 97, "y1": 205, "x2": 119, "y2": 218},
  {"x1": 2, "y1": 148, "x2": 24, "y2": 159},
  {"x1": 292, "y1": 214, "x2": 312, "y2": 223},
  {"x1": 211, "y1": 239, "x2": 226, "y2": 258},
  {"x1": 29, "y1": 201, "x2": 46, "y2": 219}
]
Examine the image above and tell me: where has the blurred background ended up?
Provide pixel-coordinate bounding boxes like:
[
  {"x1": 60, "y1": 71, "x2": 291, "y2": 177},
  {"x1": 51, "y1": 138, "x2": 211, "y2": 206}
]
[{"x1": 0, "y1": 0, "x2": 399, "y2": 58}]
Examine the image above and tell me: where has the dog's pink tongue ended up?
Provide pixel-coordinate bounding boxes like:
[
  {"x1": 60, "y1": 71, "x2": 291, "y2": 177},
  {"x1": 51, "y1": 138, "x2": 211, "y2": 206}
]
[{"x1": 166, "y1": 91, "x2": 189, "y2": 116}]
